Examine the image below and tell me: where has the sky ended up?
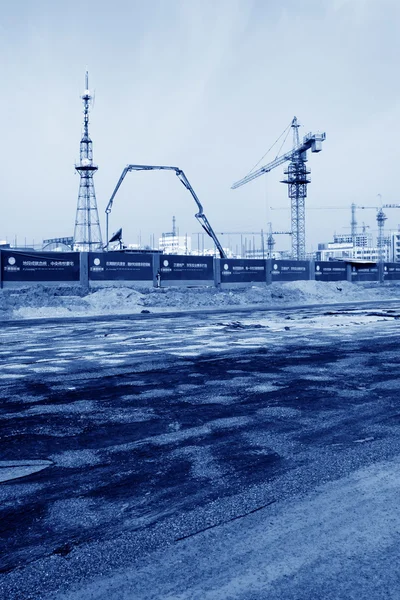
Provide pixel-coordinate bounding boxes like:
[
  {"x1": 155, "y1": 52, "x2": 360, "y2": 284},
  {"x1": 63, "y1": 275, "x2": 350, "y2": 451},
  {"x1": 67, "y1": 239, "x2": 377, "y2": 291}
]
[{"x1": 1, "y1": 0, "x2": 400, "y2": 253}]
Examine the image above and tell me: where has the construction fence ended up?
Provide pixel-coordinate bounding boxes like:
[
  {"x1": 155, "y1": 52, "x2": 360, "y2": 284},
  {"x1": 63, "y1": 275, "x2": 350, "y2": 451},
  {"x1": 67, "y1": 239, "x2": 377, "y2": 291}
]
[{"x1": 0, "y1": 249, "x2": 399, "y2": 288}]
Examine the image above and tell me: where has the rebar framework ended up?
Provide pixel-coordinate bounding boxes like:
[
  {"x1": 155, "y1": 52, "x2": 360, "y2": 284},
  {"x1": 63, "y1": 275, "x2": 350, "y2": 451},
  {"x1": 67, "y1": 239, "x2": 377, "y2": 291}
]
[{"x1": 73, "y1": 72, "x2": 103, "y2": 251}]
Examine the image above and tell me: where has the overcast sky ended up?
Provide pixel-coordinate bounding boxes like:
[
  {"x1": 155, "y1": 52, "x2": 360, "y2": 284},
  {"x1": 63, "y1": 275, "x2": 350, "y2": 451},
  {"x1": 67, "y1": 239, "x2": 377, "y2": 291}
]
[{"x1": 1, "y1": 0, "x2": 399, "y2": 252}]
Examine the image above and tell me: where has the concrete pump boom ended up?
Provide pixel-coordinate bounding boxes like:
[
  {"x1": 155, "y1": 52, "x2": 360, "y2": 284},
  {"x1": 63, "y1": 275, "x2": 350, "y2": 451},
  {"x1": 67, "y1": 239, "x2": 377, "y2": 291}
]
[{"x1": 105, "y1": 164, "x2": 227, "y2": 258}]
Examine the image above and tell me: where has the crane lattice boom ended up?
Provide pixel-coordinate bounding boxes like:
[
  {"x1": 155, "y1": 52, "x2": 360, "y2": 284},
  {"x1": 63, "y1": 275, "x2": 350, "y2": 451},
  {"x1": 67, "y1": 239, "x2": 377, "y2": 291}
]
[{"x1": 231, "y1": 130, "x2": 326, "y2": 190}]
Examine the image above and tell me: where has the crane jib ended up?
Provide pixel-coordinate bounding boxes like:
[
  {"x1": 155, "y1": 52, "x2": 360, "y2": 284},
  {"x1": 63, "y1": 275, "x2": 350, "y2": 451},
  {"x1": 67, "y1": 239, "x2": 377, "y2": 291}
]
[{"x1": 232, "y1": 132, "x2": 325, "y2": 189}]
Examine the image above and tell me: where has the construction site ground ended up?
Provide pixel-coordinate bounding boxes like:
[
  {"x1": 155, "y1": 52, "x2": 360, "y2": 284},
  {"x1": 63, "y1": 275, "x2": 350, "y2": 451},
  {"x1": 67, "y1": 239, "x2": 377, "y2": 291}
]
[{"x1": 1, "y1": 298, "x2": 400, "y2": 599}]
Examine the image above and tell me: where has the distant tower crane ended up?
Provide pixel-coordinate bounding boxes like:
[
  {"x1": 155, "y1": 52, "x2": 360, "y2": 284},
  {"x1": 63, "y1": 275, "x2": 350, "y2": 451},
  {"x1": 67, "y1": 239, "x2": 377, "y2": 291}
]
[
  {"x1": 266, "y1": 229, "x2": 275, "y2": 256},
  {"x1": 376, "y1": 208, "x2": 388, "y2": 264},
  {"x1": 272, "y1": 200, "x2": 400, "y2": 256},
  {"x1": 358, "y1": 203, "x2": 400, "y2": 262},
  {"x1": 361, "y1": 222, "x2": 370, "y2": 234},
  {"x1": 341, "y1": 203, "x2": 398, "y2": 260},
  {"x1": 351, "y1": 202, "x2": 357, "y2": 245},
  {"x1": 232, "y1": 116, "x2": 326, "y2": 261},
  {"x1": 73, "y1": 72, "x2": 103, "y2": 251},
  {"x1": 266, "y1": 223, "x2": 292, "y2": 258}
]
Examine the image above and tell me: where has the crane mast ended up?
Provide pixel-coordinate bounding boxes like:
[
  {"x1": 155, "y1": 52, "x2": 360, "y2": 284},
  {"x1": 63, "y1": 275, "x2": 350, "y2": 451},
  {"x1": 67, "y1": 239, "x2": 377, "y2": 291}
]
[
  {"x1": 232, "y1": 117, "x2": 326, "y2": 260},
  {"x1": 281, "y1": 117, "x2": 310, "y2": 261}
]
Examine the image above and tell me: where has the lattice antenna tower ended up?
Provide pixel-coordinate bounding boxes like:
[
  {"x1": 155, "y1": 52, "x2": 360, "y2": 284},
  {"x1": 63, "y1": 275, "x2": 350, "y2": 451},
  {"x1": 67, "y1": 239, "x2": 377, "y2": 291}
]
[{"x1": 73, "y1": 72, "x2": 103, "y2": 251}]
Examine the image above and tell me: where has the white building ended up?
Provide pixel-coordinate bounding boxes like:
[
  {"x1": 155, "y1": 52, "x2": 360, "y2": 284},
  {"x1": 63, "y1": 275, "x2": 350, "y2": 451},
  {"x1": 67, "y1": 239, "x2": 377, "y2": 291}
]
[
  {"x1": 333, "y1": 232, "x2": 373, "y2": 247},
  {"x1": 191, "y1": 247, "x2": 233, "y2": 258},
  {"x1": 159, "y1": 234, "x2": 191, "y2": 255},
  {"x1": 352, "y1": 246, "x2": 390, "y2": 261},
  {"x1": 391, "y1": 230, "x2": 400, "y2": 262},
  {"x1": 318, "y1": 242, "x2": 390, "y2": 262},
  {"x1": 244, "y1": 249, "x2": 291, "y2": 260}
]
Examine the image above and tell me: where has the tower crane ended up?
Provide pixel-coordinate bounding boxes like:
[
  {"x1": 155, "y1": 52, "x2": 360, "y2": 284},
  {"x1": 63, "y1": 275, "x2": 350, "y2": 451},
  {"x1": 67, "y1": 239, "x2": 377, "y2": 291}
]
[
  {"x1": 357, "y1": 205, "x2": 399, "y2": 263},
  {"x1": 266, "y1": 223, "x2": 292, "y2": 258},
  {"x1": 231, "y1": 117, "x2": 326, "y2": 261},
  {"x1": 272, "y1": 201, "x2": 400, "y2": 254},
  {"x1": 352, "y1": 205, "x2": 400, "y2": 260},
  {"x1": 361, "y1": 222, "x2": 370, "y2": 234},
  {"x1": 105, "y1": 164, "x2": 226, "y2": 258}
]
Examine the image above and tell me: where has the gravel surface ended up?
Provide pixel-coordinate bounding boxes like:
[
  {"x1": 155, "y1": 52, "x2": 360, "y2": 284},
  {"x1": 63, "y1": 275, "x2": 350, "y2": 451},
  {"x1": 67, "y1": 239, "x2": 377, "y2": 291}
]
[{"x1": 1, "y1": 280, "x2": 399, "y2": 320}]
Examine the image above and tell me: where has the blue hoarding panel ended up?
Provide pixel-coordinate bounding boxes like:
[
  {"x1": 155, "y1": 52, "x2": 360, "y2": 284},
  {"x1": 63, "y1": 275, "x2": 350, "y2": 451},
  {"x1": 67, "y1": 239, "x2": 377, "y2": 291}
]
[
  {"x1": 1, "y1": 250, "x2": 80, "y2": 282},
  {"x1": 351, "y1": 265, "x2": 378, "y2": 282},
  {"x1": 315, "y1": 261, "x2": 347, "y2": 281},
  {"x1": 220, "y1": 259, "x2": 266, "y2": 283},
  {"x1": 160, "y1": 255, "x2": 214, "y2": 281},
  {"x1": 384, "y1": 263, "x2": 400, "y2": 280},
  {"x1": 89, "y1": 252, "x2": 153, "y2": 281},
  {"x1": 271, "y1": 260, "x2": 309, "y2": 281}
]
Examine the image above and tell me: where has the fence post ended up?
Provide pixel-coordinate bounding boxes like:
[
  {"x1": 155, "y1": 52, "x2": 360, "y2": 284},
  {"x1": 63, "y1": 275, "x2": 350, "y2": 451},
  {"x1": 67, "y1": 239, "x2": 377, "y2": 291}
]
[
  {"x1": 309, "y1": 260, "x2": 315, "y2": 281},
  {"x1": 80, "y1": 252, "x2": 89, "y2": 291},
  {"x1": 378, "y1": 262, "x2": 384, "y2": 284},
  {"x1": 346, "y1": 264, "x2": 353, "y2": 283},
  {"x1": 214, "y1": 258, "x2": 221, "y2": 287},
  {"x1": 152, "y1": 253, "x2": 161, "y2": 287},
  {"x1": 266, "y1": 259, "x2": 272, "y2": 285},
  {"x1": 0, "y1": 250, "x2": 2, "y2": 289}
]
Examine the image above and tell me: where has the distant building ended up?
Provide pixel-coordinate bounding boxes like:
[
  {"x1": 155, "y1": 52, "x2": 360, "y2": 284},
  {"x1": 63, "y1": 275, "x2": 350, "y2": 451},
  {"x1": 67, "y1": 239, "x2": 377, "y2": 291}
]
[
  {"x1": 191, "y1": 247, "x2": 233, "y2": 258},
  {"x1": 159, "y1": 233, "x2": 191, "y2": 255},
  {"x1": 244, "y1": 249, "x2": 267, "y2": 259},
  {"x1": 333, "y1": 232, "x2": 373, "y2": 247},
  {"x1": 244, "y1": 249, "x2": 291, "y2": 260},
  {"x1": 317, "y1": 241, "x2": 390, "y2": 262},
  {"x1": 158, "y1": 216, "x2": 191, "y2": 255},
  {"x1": 391, "y1": 229, "x2": 400, "y2": 262},
  {"x1": 351, "y1": 246, "x2": 390, "y2": 261}
]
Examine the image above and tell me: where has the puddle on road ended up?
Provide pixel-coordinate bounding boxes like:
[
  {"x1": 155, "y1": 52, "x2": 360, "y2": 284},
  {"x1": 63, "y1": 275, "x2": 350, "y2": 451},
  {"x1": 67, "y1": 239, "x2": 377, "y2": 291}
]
[{"x1": 0, "y1": 460, "x2": 52, "y2": 483}]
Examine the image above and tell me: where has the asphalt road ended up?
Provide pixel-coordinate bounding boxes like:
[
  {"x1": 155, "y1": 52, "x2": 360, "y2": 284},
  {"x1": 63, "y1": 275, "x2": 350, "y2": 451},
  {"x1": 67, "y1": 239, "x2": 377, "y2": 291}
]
[{"x1": 1, "y1": 302, "x2": 400, "y2": 599}]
